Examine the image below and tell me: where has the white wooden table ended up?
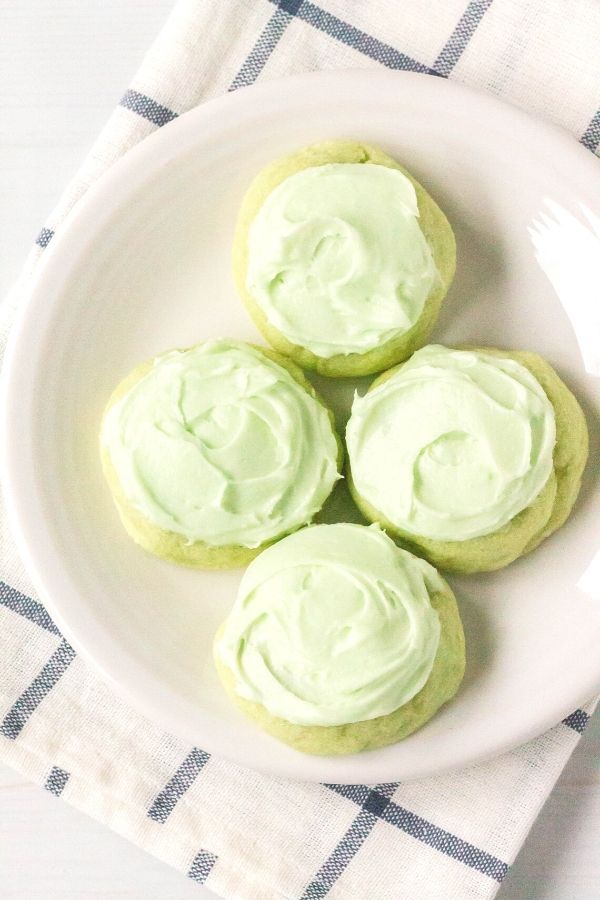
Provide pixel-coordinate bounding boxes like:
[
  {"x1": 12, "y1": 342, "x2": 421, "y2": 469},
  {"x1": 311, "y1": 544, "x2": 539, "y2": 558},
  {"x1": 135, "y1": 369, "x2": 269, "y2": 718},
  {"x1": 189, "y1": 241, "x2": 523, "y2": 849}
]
[{"x1": 1, "y1": 2, "x2": 599, "y2": 897}]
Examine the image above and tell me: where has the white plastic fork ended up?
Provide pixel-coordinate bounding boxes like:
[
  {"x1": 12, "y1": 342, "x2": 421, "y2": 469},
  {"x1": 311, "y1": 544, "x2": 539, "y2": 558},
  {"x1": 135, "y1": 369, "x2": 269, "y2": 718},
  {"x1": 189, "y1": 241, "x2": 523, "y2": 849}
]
[{"x1": 529, "y1": 199, "x2": 600, "y2": 377}]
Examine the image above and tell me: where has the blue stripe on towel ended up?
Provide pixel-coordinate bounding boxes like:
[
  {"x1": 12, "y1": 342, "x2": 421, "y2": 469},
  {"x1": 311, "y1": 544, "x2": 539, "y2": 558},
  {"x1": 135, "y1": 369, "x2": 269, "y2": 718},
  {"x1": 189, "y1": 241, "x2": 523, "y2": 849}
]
[
  {"x1": 35, "y1": 227, "x2": 55, "y2": 248},
  {"x1": 148, "y1": 747, "x2": 211, "y2": 823},
  {"x1": 284, "y1": 0, "x2": 432, "y2": 72},
  {"x1": 0, "y1": 581, "x2": 60, "y2": 635},
  {"x1": 120, "y1": 89, "x2": 178, "y2": 127},
  {"x1": 313, "y1": 783, "x2": 509, "y2": 890},
  {"x1": 230, "y1": 0, "x2": 305, "y2": 90},
  {"x1": 0, "y1": 639, "x2": 76, "y2": 740},
  {"x1": 302, "y1": 784, "x2": 398, "y2": 898},
  {"x1": 562, "y1": 709, "x2": 590, "y2": 734},
  {"x1": 581, "y1": 109, "x2": 600, "y2": 153},
  {"x1": 188, "y1": 849, "x2": 218, "y2": 884},
  {"x1": 433, "y1": 0, "x2": 495, "y2": 75},
  {"x1": 45, "y1": 766, "x2": 70, "y2": 796}
]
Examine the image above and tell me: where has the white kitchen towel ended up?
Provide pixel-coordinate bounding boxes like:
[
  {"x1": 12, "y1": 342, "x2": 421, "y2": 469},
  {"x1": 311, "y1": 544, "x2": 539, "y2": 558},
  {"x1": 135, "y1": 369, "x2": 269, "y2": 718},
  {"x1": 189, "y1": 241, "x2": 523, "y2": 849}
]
[{"x1": 1, "y1": 2, "x2": 599, "y2": 898}]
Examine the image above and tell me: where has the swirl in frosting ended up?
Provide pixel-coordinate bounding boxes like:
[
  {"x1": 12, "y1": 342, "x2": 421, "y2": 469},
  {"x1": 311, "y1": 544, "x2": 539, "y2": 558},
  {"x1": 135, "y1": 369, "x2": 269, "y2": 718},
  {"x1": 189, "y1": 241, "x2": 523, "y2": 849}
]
[
  {"x1": 246, "y1": 163, "x2": 438, "y2": 358},
  {"x1": 101, "y1": 340, "x2": 340, "y2": 548},
  {"x1": 216, "y1": 523, "x2": 442, "y2": 726},
  {"x1": 347, "y1": 345, "x2": 556, "y2": 541}
]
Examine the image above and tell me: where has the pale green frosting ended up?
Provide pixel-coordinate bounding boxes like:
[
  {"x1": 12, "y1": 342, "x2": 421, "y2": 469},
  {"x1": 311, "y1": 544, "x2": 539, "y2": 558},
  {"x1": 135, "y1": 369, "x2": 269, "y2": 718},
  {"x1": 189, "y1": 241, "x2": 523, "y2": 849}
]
[
  {"x1": 101, "y1": 340, "x2": 339, "y2": 548},
  {"x1": 246, "y1": 163, "x2": 438, "y2": 358},
  {"x1": 217, "y1": 523, "x2": 442, "y2": 726},
  {"x1": 347, "y1": 345, "x2": 556, "y2": 541}
]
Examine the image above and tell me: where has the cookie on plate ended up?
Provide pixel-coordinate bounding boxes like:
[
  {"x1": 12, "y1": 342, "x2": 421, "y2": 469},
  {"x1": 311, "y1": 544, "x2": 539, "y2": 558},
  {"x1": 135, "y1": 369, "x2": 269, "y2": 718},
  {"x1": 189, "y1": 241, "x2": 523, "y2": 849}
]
[
  {"x1": 214, "y1": 523, "x2": 465, "y2": 755},
  {"x1": 233, "y1": 140, "x2": 456, "y2": 377},
  {"x1": 346, "y1": 344, "x2": 588, "y2": 573},
  {"x1": 100, "y1": 339, "x2": 342, "y2": 568}
]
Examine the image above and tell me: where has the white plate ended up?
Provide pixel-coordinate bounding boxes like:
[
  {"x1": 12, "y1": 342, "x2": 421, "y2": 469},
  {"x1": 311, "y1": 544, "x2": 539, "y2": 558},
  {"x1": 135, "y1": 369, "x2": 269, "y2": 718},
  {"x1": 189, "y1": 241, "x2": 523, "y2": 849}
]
[{"x1": 2, "y1": 70, "x2": 600, "y2": 784}]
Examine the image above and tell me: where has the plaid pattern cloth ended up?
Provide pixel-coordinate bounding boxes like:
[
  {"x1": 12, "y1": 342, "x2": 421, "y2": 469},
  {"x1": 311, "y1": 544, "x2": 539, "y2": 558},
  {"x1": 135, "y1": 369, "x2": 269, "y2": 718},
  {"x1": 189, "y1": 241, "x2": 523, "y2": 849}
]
[{"x1": 2, "y1": 1, "x2": 600, "y2": 897}]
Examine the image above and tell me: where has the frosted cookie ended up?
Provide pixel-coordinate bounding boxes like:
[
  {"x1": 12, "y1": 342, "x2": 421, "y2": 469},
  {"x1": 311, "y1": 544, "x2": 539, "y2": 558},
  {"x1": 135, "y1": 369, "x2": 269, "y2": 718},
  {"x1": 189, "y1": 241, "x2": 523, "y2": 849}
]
[
  {"x1": 100, "y1": 339, "x2": 342, "y2": 568},
  {"x1": 233, "y1": 140, "x2": 455, "y2": 377},
  {"x1": 346, "y1": 345, "x2": 588, "y2": 573},
  {"x1": 214, "y1": 523, "x2": 465, "y2": 755}
]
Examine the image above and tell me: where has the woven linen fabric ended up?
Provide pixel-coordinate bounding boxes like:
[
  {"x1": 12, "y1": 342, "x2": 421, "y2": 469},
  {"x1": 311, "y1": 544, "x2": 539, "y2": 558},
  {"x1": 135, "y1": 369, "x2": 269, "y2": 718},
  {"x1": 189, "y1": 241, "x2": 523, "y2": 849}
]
[{"x1": 2, "y1": 1, "x2": 600, "y2": 897}]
